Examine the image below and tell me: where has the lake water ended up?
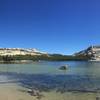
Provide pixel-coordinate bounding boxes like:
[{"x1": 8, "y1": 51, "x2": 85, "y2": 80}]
[{"x1": 0, "y1": 61, "x2": 100, "y2": 100}]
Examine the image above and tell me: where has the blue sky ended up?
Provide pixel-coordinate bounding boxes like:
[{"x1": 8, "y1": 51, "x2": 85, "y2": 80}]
[{"x1": 0, "y1": 0, "x2": 100, "y2": 54}]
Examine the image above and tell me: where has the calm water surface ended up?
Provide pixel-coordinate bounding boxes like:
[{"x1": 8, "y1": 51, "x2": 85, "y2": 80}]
[
  {"x1": 0, "y1": 61, "x2": 100, "y2": 76},
  {"x1": 0, "y1": 61, "x2": 100, "y2": 94}
]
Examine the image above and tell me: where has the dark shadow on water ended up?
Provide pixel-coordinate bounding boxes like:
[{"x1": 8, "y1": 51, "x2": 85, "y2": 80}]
[{"x1": 0, "y1": 72, "x2": 100, "y2": 94}]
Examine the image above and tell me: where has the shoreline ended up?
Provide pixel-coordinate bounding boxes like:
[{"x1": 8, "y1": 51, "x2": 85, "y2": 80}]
[{"x1": 0, "y1": 60, "x2": 89, "y2": 64}]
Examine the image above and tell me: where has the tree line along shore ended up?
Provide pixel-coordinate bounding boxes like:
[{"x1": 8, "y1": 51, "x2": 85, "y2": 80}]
[{"x1": 0, "y1": 54, "x2": 90, "y2": 63}]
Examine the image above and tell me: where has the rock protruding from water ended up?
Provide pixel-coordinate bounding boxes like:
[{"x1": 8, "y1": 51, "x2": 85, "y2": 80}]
[{"x1": 59, "y1": 65, "x2": 68, "y2": 70}]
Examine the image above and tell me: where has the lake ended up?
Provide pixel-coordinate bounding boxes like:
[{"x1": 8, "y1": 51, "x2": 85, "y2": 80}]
[{"x1": 0, "y1": 61, "x2": 100, "y2": 100}]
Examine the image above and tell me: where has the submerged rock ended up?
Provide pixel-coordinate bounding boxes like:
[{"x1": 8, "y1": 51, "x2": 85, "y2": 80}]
[
  {"x1": 27, "y1": 89, "x2": 44, "y2": 99},
  {"x1": 27, "y1": 89, "x2": 39, "y2": 96}
]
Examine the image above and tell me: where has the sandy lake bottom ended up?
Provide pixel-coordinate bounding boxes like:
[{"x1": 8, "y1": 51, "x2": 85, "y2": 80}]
[{"x1": 0, "y1": 83, "x2": 99, "y2": 100}]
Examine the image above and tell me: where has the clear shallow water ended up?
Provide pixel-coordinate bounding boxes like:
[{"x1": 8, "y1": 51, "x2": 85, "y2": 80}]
[{"x1": 0, "y1": 61, "x2": 100, "y2": 94}]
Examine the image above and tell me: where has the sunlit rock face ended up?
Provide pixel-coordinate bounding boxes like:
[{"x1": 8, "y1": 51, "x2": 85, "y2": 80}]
[
  {"x1": 0, "y1": 48, "x2": 47, "y2": 56},
  {"x1": 74, "y1": 45, "x2": 100, "y2": 61}
]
